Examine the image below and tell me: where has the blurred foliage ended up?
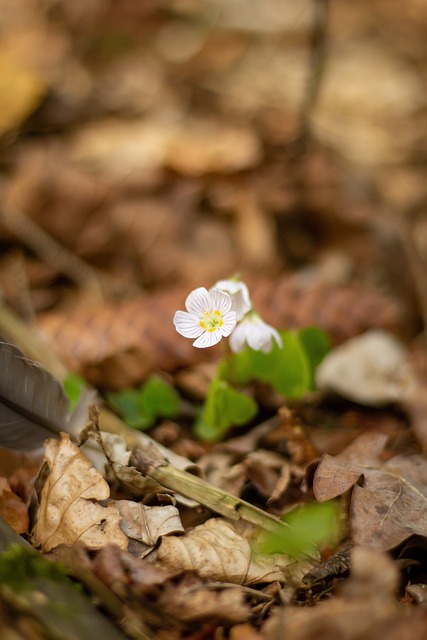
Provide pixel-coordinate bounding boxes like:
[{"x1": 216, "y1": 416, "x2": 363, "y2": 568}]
[
  {"x1": 255, "y1": 501, "x2": 340, "y2": 560},
  {"x1": 107, "y1": 375, "x2": 180, "y2": 430},
  {"x1": 195, "y1": 377, "x2": 258, "y2": 441}
]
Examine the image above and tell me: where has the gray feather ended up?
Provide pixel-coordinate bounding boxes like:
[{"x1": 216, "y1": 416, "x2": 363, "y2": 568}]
[{"x1": 0, "y1": 337, "x2": 70, "y2": 451}]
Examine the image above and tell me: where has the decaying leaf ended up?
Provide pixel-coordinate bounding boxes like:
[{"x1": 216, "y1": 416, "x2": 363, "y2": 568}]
[
  {"x1": 264, "y1": 546, "x2": 401, "y2": 640},
  {"x1": 313, "y1": 432, "x2": 427, "y2": 549},
  {"x1": 155, "y1": 578, "x2": 250, "y2": 625},
  {"x1": 70, "y1": 543, "x2": 250, "y2": 627},
  {"x1": 116, "y1": 500, "x2": 184, "y2": 549},
  {"x1": 87, "y1": 427, "x2": 203, "y2": 508},
  {"x1": 0, "y1": 477, "x2": 29, "y2": 534},
  {"x1": 312, "y1": 41, "x2": 425, "y2": 165},
  {"x1": 157, "y1": 518, "x2": 293, "y2": 585},
  {"x1": 69, "y1": 115, "x2": 261, "y2": 177},
  {"x1": 32, "y1": 434, "x2": 128, "y2": 552}
]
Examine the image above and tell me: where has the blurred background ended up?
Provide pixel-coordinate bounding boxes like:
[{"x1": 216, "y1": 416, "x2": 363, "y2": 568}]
[{"x1": 0, "y1": 0, "x2": 426, "y2": 389}]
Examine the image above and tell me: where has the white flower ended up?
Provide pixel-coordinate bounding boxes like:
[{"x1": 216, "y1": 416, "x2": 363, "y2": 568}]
[
  {"x1": 211, "y1": 279, "x2": 252, "y2": 321},
  {"x1": 229, "y1": 312, "x2": 282, "y2": 354},
  {"x1": 174, "y1": 287, "x2": 237, "y2": 348}
]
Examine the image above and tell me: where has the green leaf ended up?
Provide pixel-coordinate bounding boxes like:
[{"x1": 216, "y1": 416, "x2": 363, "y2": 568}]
[
  {"x1": 249, "y1": 330, "x2": 311, "y2": 398},
  {"x1": 220, "y1": 326, "x2": 330, "y2": 398},
  {"x1": 107, "y1": 375, "x2": 180, "y2": 430},
  {"x1": 297, "y1": 326, "x2": 330, "y2": 388},
  {"x1": 195, "y1": 378, "x2": 257, "y2": 441},
  {"x1": 107, "y1": 388, "x2": 149, "y2": 429},
  {"x1": 63, "y1": 374, "x2": 86, "y2": 411},
  {"x1": 140, "y1": 375, "x2": 180, "y2": 423},
  {"x1": 218, "y1": 349, "x2": 253, "y2": 385},
  {"x1": 255, "y1": 501, "x2": 340, "y2": 560}
]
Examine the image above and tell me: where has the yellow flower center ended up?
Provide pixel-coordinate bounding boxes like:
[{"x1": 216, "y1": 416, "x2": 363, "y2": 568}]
[{"x1": 199, "y1": 310, "x2": 224, "y2": 332}]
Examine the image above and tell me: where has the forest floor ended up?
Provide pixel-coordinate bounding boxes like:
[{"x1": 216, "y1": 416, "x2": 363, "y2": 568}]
[{"x1": 0, "y1": 1, "x2": 427, "y2": 639}]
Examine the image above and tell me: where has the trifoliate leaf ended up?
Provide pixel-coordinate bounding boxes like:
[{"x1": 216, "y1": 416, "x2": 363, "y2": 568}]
[
  {"x1": 140, "y1": 375, "x2": 180, "y2": 423},
  {"x1": 297, "y1": 327, "x2": 330, "y2": 389},
  {"x1": 222, "y1": 327, "x2": 330, "y2": 398},
  {"x1": 195, "y1": 378, "x2": 257, "y2": 441},
  {"x1": 107, "y1": 388, "x2": 149, "y2": 429},
  {"x1": 107, "y1": 375, "x2": 180, "y2": 430},
  {"x1": 249, "y1": 330, "x2": 311, "y2": 398}
]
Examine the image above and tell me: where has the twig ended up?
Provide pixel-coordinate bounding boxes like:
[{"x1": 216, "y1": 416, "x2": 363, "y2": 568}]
[
  {"x1": 390, "y1": 204, "x2": 427, "y2": 341},
  {"x1": 1, "y1": 205, "x2": 105, "y2": 299},
  {"x1": 298, "y1": 0, "x2": 329, "y2": 145},
  {"x1": 131, "y1": 445, "x2": 303, "y2": 542}
]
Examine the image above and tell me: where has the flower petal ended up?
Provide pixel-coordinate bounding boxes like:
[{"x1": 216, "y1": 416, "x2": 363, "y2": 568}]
[
  {"x1": 209, "y1": 289, "x2": 232, "y2": 315},
  {"x1": 193, "y1": 329, "x2": 222, "y2": 348},
  {"x1": 229, "y1": 323, "x2": 246, "y2": 353},
  {"x1": 270, "y1": 328, "x2": 283, "y2": 349},
  {"x1": 246, "y1": 322, "x2": 267, "y2": 351},
  {"x1": 173, "y1": 311, "x2": 204, "y2": 338},
  {"x1": 212, "y1": 280, "x2": 251, "y2": 321},
  {"x1": 185, "y1": 287, "x2": 211, "y2": 315},
  {"x1": 220, "y1": 311, "x2": 237, "y2": 337}
]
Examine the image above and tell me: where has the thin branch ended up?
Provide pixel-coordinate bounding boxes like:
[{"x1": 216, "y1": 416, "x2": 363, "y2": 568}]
[{"x1": 298, "y1": 0, "x2": 329, "y2": 144}]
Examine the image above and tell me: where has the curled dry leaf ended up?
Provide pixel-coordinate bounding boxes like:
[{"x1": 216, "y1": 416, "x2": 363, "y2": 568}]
[
  {"x1": 32, "y1": 434, "x2": 128, "y2": 552},
  {"x1": 116, "y1": 500, "x2": 184, "y2": 548},
  {"x1": 157, "y1": 518, "x2": 292, "y2": 585},
  {"x1": 313, "y1": 432, "x2": 427, "y2": 549}
]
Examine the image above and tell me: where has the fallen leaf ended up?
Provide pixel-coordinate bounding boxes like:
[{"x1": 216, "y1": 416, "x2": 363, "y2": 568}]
[
  {"x1": 156, "y1": 578, "x2": 249, "y2": 625},
  {"x1": 264, "y1": 546, "x2": 401, "y2": 640},
  {"x1": 116, "y1": 500, "x2": 184, "y2": 548},
  {"x1": 0, "y1": 477, "x2": 29, "y2": 534},
  {"x1": 157, "y1": 518, "x2": 293, "y2": 585},
  {"x1": 230, "y1": 624, "x2": 264, "y2": 640},
  {"x1": 316, "y1": 330, "x2": 417, "y2": 406},
  {"x1": 312, "y1": 41, "x2": 425, "y2": 164},
  {"x1": 313, "y1": 432, "x2": 427, "y2": 549},
  {"x1": 32, "y1": 434, "x2": 128, "y2": 552},
  {"x1": 165, "y1": 116, "x2": 261, "y2": 176},
  {"x1": 69, "y1": 115, "x2": 261, "y2": 177}
]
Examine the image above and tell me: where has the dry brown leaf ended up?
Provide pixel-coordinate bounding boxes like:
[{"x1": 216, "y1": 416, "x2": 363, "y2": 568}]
[
  {"x1": 312, "y1": 40, "x2": 425, "y2": 165},
  {"x1": 88, "y1": 543, "x2": 174, "y2": 597},
  {"x1": 316, "y1": 330, "x2": 417, "y2": 406},
  {"x1": 0, "y1": 477, "x2": 29, "y2": 534},
  {"x1": 116, "y1": 500, "x2": 184, "y2": 548},
  {"x1": 156, "y1": 579, "x2": 249, "y2": 625},
  {"x1": 264, "y1": 546, "x2": 401, "y2": 640},
  {"x1": 32, "y1": 434, "x2": 128, "y2": 552},
  {"x1": 69, "y1": 115, "x2": 261, "y2": 177},
  {"x1": 157, "y1": 518, "x2": 292, "y2": 585},
  {"x1": 165, "y1": 116, "x2": 261, "y2": 176},
  {"x1": 313, "y1": 432, "x2": 427, "y2": 549}
]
